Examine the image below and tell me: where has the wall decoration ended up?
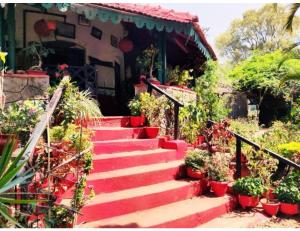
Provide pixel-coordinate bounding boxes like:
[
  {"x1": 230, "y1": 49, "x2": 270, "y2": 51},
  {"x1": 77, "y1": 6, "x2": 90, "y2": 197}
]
[
  {"x1": 78, "y1": 14, "x2": 91, "y2": 27},
  {"x1": 91, "y1": 27, "x2": 102, "y2": 40},
  {"x1": 55, "y1": 22, "x2": 76, "y2": 39},
  {"x1": 111, "y1": 35, "x2": 118, "y2": 48}
]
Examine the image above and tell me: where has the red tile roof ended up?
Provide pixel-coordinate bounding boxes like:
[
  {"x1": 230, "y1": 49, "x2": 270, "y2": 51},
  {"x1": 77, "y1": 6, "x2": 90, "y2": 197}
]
[{"x1": 84, "y1": 3, "x2": 216, "y2": 59}]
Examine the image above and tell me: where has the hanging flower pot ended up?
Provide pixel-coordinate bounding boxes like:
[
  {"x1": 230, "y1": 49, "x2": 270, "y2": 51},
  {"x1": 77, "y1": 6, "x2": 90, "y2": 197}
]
[
  {"x1": 47, "y1": 20, "x2": 57, "y2": 31},
  {"x1": 210, "y1": 181, "x2": 228, "y2": 197},
  {"x1": 260, "y1": 198, "x2": 280, "y2": 216},
  {"x1": 34, "y1": 19, "x2": 51, "y2": 37},
  {"x1": 119, "y1": 38, "x2": 134, "y2": 53},
  {"x1": 186, "y1": 167, "x2": 205, "y2": 179},
  {"x1": 280, "y1": 203, "x2": 299, "y2": 216},
  {"x1": 145, "y1": 127, "x2": 159, "y2": 138},
  {"x1": 130, "y1": 116, "x2": 143, "y2": 127}
]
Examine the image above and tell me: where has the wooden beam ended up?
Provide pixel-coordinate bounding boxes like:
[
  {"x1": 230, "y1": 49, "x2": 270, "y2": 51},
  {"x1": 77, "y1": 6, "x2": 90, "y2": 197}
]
[{"x1": 7, "y1": 4, "x2": 16, "y2": 71}]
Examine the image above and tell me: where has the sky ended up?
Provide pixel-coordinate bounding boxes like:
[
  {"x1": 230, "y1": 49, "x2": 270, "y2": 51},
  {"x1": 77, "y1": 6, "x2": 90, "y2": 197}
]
[{"x1": 160, "y1": 3, "x2": 263, "y2": 59}]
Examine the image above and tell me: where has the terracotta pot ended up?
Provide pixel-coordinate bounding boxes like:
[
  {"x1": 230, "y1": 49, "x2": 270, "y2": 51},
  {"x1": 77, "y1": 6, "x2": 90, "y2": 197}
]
[
  {"x1": 238, "y1": 194, "x2": 259, "y2": 209},
  {"x1": 186, "y1": 167, "x2": 205, "y2": 179},
  {"x1": 26, "y1": 70, "x2": 47, "y2": 75},
  {"x1": 145, "y1": 127, "x2": 159, "y2": 138},
  {"x1": 0, "y1": 134, "x2": 18, "y2": 154},
  {"x1": 261, "y1": 198, "x2": 280, "y2": 216},
  {"x1": 130, "y1": 116, "x2": 142, "y2": 127},
  {"x1": 280, "y1": 202, "x2": 299, "y2": 216},
  {"x1": 210, "y1": 181, "x2": 228, "y2": 197}
]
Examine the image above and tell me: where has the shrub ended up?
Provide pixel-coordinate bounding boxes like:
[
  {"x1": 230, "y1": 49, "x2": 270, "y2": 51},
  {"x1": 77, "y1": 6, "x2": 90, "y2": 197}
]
[
  {"x1": 232, "y1": 177, "x2": 265, "y2": 197},
  {"x1": 277, "y1": 142, "x2": 300, "y2": 159},
  {"x1": 275, "y1": 175, "x2": 300, "y2": 204},
  {"x1": 207, "y1": 152, "x2": 232, "y2": 182},
  {"x1": 184, "y1": 149, "x2": 210, "y2": 171}
]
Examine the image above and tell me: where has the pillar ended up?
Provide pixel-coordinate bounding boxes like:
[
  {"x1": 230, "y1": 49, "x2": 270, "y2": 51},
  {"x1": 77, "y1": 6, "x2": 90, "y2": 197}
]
[
  {"x1": 7, "y1": 4, "x2": 16, "y2": 71},
  {"x1": 158, "y1": 31, "x2": 167, "y2": 84}
]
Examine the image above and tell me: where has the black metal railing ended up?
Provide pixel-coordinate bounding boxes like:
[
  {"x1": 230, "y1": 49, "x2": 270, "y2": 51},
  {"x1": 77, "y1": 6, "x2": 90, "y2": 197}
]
[
  {"x1": 143, "y1": 78, "x2": 184, "y2": 140},
  {"x1": 208, "y1": 120, "x2": 300, "y2": 179}
]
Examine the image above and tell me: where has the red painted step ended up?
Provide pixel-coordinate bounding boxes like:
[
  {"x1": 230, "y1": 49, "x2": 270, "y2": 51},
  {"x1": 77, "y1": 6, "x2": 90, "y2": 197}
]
[
  {"x1": 93, "y1": 138, "x2": 160, "y2": 154},
  {"x1": 92, "y1": 127, "x2": 145, "y2": 141},
  {"x1": 77, "y1": 180, "x2": 203, "y2": 224},
  {"x1": 88, "y1": 116, "x2": 130, "y2": 128},
  {"x1": 87, "y1": 160, "x2": 184, "y2": 193},
  {"x1": 77, "y1": 194, "x2": 235, "y2": 228},
  {"x1": 91, "y1": 148, "x2": 181, "y2": 173}
]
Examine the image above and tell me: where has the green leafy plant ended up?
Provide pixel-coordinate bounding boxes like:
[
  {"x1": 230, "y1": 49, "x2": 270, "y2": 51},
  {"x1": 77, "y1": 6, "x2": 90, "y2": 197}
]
[
  {"x1": 168, "y1": 66, "x2": 193, "y2": 86},
  {"x1": 184, "y1": 149, "x2": 210, "y2": 171},
  {"x1": 128, "y1": 97, "x2": 141, "y2": 116},
  {"x1": 53, "y1": 77, "x2": 102, "y2": 127},
  {"x1": 232, "y1": 177, "x2": 266, "y2": 197},
  {"x1": 275, "y1": 173, "x2": 300, "y2": 204},
  {"x1": 136, "y1": 44, "x2": 160, "y2": 77},
  {"x1": 207, "y1": 152, "x2": 232, "y2": 182},
  {"x1": 0, "y1": 140, "x2": 41, "y2": 227},
  {"x1": 277, "y1": 142, "x2": 300, "y2": 159}
]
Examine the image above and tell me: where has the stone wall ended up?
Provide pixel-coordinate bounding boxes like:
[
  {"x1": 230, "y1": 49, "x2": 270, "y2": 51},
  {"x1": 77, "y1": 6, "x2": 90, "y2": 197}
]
[{"x1": 3, "y1": 74, "x2": 49, "y2": 104}]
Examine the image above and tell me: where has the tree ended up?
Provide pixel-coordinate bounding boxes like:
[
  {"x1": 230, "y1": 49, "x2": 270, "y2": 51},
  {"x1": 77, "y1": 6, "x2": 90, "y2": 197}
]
[
  {"x1": 284, "y1": 3, "x2": 300, "y2": 32},
  {"x1": 216, "y1": 4, "x2": 300, "y2": 63}
]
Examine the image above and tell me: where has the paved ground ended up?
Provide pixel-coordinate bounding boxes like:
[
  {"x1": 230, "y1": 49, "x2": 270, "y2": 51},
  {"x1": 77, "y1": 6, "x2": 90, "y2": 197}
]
[{"x1": 254, "y1": 214, "x2": 300, "y2": 228}]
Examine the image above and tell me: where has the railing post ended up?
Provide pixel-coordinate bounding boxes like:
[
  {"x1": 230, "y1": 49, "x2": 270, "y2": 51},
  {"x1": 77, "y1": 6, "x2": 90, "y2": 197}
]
[
  {"x1": 174, "y1": 104, "x2": 179, "y2": 140},
  {"x1": 147, "y1": 84, "x2": 152, "y2": 95},
  {"x1": 236, "y1": 137, "x2": 242, "y2": 178}
]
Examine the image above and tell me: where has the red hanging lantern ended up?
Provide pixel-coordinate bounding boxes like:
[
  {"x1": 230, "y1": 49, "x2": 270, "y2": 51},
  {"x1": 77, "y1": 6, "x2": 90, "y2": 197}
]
[
  {"x1": 119, "y1": 38, "x2": 134, "y2": 53},
  {"x1": 47, "y1": 20, "x2": 57, "y2": 31},
  {"x1": 34, "y1": 19, "x2": 51, "y2": 37}
]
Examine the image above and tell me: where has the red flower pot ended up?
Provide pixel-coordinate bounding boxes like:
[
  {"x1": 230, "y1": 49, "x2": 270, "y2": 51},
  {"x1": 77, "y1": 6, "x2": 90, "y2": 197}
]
[
  {"x1": 130, "y1": 116, "x2": 142, "y2": 127},
  {"x1": 261, "y1": 198, "x2": 280, "y2": 216},
  {"x1": 145, "y1": 127, "x2": 159, "y2": 138},
  {"x1": 210, "y1": 181, "x2": 228, "y2": 197},
  {"x1": 186, "y1": 167, "x2": 205, "y2": 179},
  {"x1": 280, "y1": 203, "x2": 299, "y2": 216},
  {"x1": 238, "y1": 194, "x2": 259, "y2": 209}
]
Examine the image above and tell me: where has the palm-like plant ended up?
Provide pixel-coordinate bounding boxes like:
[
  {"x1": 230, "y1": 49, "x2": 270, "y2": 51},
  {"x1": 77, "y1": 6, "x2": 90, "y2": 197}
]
[{"x1": 0, "y1": 139, "x2": 41, "y2": 227}]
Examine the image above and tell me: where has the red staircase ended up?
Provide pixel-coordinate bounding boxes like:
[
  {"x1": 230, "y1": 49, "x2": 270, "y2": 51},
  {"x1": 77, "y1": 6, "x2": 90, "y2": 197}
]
[{"x1": 76, "y1": 116, "x2": 235, "y2": 228}]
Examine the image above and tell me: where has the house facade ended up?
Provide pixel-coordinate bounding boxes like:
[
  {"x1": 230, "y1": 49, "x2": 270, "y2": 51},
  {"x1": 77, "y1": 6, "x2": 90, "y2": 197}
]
[{"x1": 2, "y1": 3, "x2": 215, "y2": 114}]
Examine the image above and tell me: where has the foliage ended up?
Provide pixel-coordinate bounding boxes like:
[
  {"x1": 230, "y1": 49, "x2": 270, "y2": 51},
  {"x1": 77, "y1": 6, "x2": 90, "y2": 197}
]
[
  {"x1": 0, "y1": 100, "x2": 44, "y2": 144},
  {"x1": 179, "y1": 103, "x2": 206, "y2": 143},
  {"x1": 139, "y1": 92, "x2": 169, "y2": 127},
  {"x1": 244, "y1": 147, "x2": 278, "y2": 186},
  {"x1": 167, "y1": 66, "x2": 193, "y2": 86},
  {"x1": 277, "y1": 142, "x2": 300, "y2": 164},
  {"x1": 128, "y1": 97, "x2": 141, "y2": 116},
  {"x1": 0, "y1": 140, "x2": 40, "y2": 228},
  {"x1": 195, "y1": 60, "x2": 229, "y2": 121},
  {"x1": 232, "y1": 177, "x2": 266, "y2": 197},
  {"x1": 136, "y1": 44, "x2": 160, "y2": 77},
  {"x1": 216, "y1": 4, "x2": 300, "y2": 62},
  {"x1": 229, "y1": 118, "x2": 260, "y2": 139},
  {"x1": 53, "y1": 77, "x2": 102, "y2": 127},
  {"x1": 21, "y1": 41, "x2": 54, "y2": 70},
  {"x1": 207, "y1": 152, "x2": 232, "y2": 182},
  {"x1": 275, "y1": 172, "x2": 300, "y2": 204},
  {"x1": 184, "y1": 149, "x2": 210, "y2": 171}
]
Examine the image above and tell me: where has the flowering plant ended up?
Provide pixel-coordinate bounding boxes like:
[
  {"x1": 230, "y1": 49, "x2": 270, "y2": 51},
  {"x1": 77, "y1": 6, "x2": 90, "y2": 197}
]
[{"x1": 207, "y1": 152, "x2": 233, "y2": 182}]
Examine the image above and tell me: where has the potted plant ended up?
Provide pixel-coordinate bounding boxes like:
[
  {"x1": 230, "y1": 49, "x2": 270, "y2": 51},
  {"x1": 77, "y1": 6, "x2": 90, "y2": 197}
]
[
  {"x1": 167, "y1": 65, "x2": 193, "y2": 88},
  {"x1": 232, "y1": 177, "x2": 265, "y2": 209},
  {"x1": 207, "y1": 152, "x2": 232, "y2": 197},
  {"x1": 274, "y1": 173, "x2": 300, "y2": 216},
  {"x1": 139, "y1": 92, "x2": 162, "y2": 138},
  {"x1": 128, "y1": 97, "x2": 144, "y2": 127},
  {"x1": 184, "y1": 149, "x2": 209, "y2": 179},
  {"x1": 22, "y1": 41, "x2": 54, "y2": 75}
]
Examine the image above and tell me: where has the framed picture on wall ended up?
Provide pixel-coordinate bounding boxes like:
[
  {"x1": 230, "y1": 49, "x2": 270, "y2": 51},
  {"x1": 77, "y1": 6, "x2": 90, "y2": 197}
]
[
  {"x1": 91, "y1": 27, "x2": 102, "y2": 40},
  {"x1": 111, "y1": 35, "x2": 118, "y2": 48},
  {"x1": 55, "y1": 22, "x2": 76, "y2": 39},
  {"x1": 78, "y1": 14, "x2": 91, "y2": 26}
]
